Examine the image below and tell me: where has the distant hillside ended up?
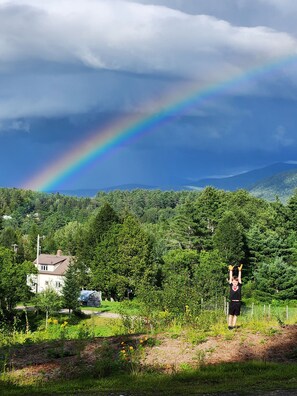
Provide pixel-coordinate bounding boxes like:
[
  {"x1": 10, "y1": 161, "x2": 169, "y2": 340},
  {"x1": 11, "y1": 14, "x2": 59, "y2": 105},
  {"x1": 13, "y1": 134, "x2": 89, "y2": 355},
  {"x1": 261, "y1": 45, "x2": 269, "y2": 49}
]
[
  {"x1": 48, "y1": 184, "x2": 159, "y2": 197},
  {"x1": 47, "y1": 189, "x2": 99, "y2": 197},
  {"x1": 249, "y1": 169, "x2": 297, "y2": 202},
  {"x1": 47, "y1": 162, "x2": 297, "y2": 200},
  {"x1": 193, "y1": 162, "x2": 297, "y2": 191},
  {"x1": 48, "y1": 183, "x2": 195, "y2": 197},
  {"x1": 102, "y1": 183, "x2": 159, "y2": 192}
]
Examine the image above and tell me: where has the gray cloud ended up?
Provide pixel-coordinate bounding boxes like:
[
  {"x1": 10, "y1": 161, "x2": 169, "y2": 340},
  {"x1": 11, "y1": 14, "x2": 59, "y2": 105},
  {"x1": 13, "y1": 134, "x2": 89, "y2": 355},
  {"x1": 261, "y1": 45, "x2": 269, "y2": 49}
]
[
  {"x1": 0, "y1": 0, "x2": 297, "y2": 122},
  {"x1": 128, "y1": 0, "x2": 297, "y2": 32}
]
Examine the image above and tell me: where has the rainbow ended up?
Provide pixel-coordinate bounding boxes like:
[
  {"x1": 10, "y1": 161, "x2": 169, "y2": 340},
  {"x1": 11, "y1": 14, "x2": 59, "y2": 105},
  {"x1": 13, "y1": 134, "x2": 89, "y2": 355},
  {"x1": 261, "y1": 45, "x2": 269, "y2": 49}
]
[{"x1": 23, "y1": 52, "x2": 297, "y2": 191}]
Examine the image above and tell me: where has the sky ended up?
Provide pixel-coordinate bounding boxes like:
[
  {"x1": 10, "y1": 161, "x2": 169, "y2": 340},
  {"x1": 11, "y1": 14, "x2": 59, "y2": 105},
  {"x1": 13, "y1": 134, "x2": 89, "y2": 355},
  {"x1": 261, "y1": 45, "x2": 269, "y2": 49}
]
[{"x1": 1, "y1": 0, "x2": 297, "y2": 191}]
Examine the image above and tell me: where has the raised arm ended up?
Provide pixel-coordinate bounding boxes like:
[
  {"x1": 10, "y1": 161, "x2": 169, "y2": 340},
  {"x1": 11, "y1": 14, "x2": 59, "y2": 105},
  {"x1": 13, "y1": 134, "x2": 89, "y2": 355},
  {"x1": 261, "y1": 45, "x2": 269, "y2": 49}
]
[
  {"x1": 238, "y1": 264, "x2": 243, "y2": 284},
  {"x1": 228, "y1": 265, "x2": 233, "y2": 283}
]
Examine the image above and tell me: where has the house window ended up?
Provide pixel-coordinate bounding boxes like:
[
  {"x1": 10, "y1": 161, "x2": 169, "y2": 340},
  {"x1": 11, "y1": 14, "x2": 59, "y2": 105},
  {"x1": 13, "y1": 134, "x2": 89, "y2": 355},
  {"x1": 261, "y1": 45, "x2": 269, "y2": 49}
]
[
  {"x1": 40, "y1": 265, "x2": 48, "y2": 271},
  {"x1": 55, "y1": 281, "x2": 62, "y2": 288},
  {"x1": 45, "y1": 281, "x2": 49, "y2": 286}
]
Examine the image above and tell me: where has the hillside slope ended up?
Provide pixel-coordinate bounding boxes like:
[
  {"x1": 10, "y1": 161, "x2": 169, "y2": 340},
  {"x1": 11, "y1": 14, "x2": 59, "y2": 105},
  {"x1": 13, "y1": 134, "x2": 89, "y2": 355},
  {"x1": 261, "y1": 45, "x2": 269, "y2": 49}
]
[{"x1": 250, "y1": 170, "x2": 297, "y2": 202}]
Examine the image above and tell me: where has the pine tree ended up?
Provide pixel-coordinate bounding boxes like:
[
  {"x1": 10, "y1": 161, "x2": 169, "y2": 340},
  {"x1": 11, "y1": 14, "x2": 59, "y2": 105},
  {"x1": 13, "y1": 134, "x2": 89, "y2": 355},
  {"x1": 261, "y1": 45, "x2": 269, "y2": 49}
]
[
  {"x1": 254, "y1": 257, "x2": 297, "y2": 300},
  {"x1": 62, "y1": 262, "x2": 81, "y2": 314},
  {"x1": 213, "y1": 211, "x2": 245, "y2": 265}
]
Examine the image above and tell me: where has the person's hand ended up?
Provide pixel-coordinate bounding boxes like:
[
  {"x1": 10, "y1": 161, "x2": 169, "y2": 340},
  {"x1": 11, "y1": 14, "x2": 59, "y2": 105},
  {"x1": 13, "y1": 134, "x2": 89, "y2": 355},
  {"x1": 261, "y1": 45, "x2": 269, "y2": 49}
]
[
  {"x1": 238, "y1": 264, "x2": 243, "y2": 271},
  {"x1": 228, "y1": 265, "x2": 234, "y2": 271}
]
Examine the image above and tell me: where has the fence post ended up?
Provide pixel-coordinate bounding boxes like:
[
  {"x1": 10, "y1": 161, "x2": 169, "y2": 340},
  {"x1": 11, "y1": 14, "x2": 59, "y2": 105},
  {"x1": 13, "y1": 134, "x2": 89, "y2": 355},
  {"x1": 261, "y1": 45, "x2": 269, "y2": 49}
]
[
  {"x1": 263, "y1": 304, "x2": 266, "y2": 315},
  {"x1": 226, "y1": 302, "x2": 229, "y2": 322},
  {"x1": 251, "y1": 302, "x2": 254, "y2": 317},
  {"x1": 268, "y1": 304, "x2": 271, "y2": 319},
  {"x1": 286, "y1": 306, "x2": 289, "y2": 321},
  {"x1": 224, "y1": 297, "x2": 226, "y2": 314}
]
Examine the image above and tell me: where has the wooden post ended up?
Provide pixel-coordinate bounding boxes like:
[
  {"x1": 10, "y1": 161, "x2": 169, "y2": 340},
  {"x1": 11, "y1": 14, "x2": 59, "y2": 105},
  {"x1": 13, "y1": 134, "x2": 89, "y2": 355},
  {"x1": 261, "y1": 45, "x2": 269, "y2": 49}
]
[
  {"x1": 286, "y1": 306, "x2": 289, "y2": 321},
  {"x1": 251, "y1": 302, "x2": 254, "y2": 317}
]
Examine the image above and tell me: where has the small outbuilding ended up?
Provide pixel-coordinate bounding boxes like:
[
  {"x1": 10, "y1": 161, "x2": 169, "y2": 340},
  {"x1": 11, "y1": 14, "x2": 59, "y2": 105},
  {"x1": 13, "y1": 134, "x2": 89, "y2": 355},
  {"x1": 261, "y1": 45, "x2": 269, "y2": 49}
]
[{"x1": 79, "y1": 290, "x2": 102, "y2": 307}]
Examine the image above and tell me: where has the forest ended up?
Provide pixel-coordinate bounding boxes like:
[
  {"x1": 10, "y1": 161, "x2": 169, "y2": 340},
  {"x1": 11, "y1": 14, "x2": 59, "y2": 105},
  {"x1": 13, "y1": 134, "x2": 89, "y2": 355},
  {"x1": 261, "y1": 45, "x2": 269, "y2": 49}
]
[{"x1": 0, "y1": 186, "x2": 297, "y2": 321}]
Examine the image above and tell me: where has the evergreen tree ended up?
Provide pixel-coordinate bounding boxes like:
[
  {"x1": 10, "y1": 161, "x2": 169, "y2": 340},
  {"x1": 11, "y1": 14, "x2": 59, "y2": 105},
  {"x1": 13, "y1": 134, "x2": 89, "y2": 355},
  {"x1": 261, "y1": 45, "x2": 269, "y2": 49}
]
[
  {"x1": 247, "y1": 224, "x2": 291, "y2": 267},
  {"x1": 78, "y1": 202, "x2": 119, "y2": 264},
  {"x1": 90, "y1": 202, "x2": 119, "y2": 244},
  {"x1": 166, "y1": 214, "x2": 197, "y2": 250},
  {"x1": 213, "y1": 211, "x2": 245, "y2": 265},
  {"x1": 62, "y1": 262, "x2": 81, "y2": 314},
  {"x1": 286, "y1": 189, "x2": 297, "y2": 231},
  {"x1": 91, "y1": 215, "x2": 155, "y2": 300},
  {"x1": 254, "y1": 257, "x2": 297, "y2": 300}
]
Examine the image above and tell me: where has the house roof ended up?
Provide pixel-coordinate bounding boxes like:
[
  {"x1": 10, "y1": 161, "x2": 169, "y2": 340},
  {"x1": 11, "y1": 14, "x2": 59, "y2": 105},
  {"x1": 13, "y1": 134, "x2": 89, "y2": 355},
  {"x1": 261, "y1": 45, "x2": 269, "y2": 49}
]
[{"x1": 34, "y1": 253, "x2": 72, "y2": 275}]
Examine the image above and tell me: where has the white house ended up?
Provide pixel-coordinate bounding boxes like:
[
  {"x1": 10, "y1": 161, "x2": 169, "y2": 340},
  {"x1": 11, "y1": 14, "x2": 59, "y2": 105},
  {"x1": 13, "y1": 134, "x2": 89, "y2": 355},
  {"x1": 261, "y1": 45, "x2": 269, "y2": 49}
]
[{"x1": 28, "y1": 250, "x2": 72, "y2": 294}]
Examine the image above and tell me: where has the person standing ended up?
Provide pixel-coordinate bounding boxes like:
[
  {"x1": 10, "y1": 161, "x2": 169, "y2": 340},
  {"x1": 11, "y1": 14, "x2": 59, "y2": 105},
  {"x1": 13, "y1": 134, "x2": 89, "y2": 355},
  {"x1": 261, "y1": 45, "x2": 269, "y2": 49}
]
[{"x1": 228, "y1": 264, "x2": 243, "y2": 329}]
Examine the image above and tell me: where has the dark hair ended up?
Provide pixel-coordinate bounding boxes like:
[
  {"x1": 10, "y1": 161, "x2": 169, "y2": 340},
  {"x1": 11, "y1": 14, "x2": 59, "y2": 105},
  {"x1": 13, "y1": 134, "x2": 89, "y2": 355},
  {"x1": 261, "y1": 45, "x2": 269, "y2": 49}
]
[{"x1": 232, "y1": 276, "x2": 239, "y2": 281}]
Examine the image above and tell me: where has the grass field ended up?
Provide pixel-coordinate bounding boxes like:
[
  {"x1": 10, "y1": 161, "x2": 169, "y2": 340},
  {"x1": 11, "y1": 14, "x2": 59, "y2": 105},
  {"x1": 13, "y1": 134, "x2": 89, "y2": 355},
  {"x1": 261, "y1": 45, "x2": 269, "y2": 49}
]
[
  {"x1": 0, "y1": 300, "x2": 295, "y2": 395},
  {"x1": 1, "y1": 361, "x2": 296, "y2": 395}
]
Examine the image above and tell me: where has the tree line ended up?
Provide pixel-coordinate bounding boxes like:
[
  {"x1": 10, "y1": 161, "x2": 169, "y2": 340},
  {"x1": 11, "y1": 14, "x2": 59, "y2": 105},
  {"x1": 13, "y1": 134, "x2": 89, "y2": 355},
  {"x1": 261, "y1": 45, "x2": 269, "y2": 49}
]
[{"x1": 0, "y1": 187, "x2": 297, "y2": 320}]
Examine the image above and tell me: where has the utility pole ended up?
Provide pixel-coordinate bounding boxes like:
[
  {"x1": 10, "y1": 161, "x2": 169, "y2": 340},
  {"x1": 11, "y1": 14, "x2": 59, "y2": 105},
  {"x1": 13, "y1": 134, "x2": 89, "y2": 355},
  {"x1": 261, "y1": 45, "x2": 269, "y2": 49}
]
[
  {"x1": 36, "y1": 234, "x2": 41, "y2": 267},
  {"x1": 36, "y1": 234, "x2": 45, "y2": 266},
  {"x1": 36, "y1": 234, "x2": 44, "y2": 293}
]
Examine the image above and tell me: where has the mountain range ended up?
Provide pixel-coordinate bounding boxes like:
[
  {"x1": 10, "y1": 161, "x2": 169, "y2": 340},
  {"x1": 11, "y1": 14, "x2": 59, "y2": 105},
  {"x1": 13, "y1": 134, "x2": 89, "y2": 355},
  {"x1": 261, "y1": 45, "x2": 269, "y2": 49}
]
[{"x1": 48, "y1": 162, "x2": 297, "y2": 202}]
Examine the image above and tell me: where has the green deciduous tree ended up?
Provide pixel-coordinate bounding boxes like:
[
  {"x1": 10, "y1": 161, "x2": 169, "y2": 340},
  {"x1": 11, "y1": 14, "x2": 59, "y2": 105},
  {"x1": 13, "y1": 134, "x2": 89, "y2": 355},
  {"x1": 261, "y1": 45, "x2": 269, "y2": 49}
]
[
  {"x1": 34, "y1": 288, "x2": 62, "y2": 328},
  {"x1": 162, "y1": 249, "x2": 199, "y2": 278},
  {"x1": 0, "y1": 247, "x2": 36, "y2": 317},
  {"x1": 193, "y1": 249, "x2": 226, "y2": 303}
]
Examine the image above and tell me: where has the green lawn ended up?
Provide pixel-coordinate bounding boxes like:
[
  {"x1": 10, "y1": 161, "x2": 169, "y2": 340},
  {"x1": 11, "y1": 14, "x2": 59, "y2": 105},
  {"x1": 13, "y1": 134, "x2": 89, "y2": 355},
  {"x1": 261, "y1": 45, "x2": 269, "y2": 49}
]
[
  {"x1": 1, "y1": 362, "x2": 296, "y2": 395},
  {"x1": 82, "y1": 299, "x2": 142, "y2": 316}
]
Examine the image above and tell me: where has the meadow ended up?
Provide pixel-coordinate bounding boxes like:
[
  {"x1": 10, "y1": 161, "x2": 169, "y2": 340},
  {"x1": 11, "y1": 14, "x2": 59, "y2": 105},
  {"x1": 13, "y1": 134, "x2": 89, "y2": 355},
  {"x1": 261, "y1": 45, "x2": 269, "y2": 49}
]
[{"x1": 0, "y1": 300, "x2": 296, "y2": 395}]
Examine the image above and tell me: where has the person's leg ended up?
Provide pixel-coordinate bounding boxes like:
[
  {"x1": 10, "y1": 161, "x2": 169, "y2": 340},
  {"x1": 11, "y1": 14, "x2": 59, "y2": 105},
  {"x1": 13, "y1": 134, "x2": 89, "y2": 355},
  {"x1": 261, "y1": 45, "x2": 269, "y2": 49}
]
[
  {"x1": 228, "y1": 315, "x2": 234, "y2": 329},
  {"x1": 232, "y1": 315, "x2": 237, "y2": 327},
  {"x1": 232, "y1": 302, "x2": 241, "y2": 328}
]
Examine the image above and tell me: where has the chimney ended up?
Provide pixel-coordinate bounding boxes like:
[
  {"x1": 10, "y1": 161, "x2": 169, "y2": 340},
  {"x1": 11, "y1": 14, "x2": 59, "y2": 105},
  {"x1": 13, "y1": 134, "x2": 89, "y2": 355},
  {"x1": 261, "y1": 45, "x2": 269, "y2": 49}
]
[{"x1": 56, "y1": 249, "x2": 62, "y2": 256}]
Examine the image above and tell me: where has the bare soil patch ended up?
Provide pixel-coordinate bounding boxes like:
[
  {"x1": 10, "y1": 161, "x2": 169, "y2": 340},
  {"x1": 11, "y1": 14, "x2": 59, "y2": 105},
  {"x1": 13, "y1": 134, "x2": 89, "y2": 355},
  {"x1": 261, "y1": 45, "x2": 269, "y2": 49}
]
[
  {"x1": 5, "y1": 325, "x2": 297, "y2": 380},
  {"x1": 142, "y1": 325, "x2": 297, "y2": 371}
]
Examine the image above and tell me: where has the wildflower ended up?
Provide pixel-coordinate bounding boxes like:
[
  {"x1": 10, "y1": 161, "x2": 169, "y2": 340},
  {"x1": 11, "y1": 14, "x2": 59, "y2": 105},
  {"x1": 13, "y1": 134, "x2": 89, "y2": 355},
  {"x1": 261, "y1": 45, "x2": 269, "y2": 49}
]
[
  {"x1": 48, "y1": 318, "x2": 52, "y2": 324},
  {"x1": 129, "y1": 346, "x2": 134, "y2": 351},
  {"x1": 53, "y1": 319, "x2": 58, "y2": 325}
]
